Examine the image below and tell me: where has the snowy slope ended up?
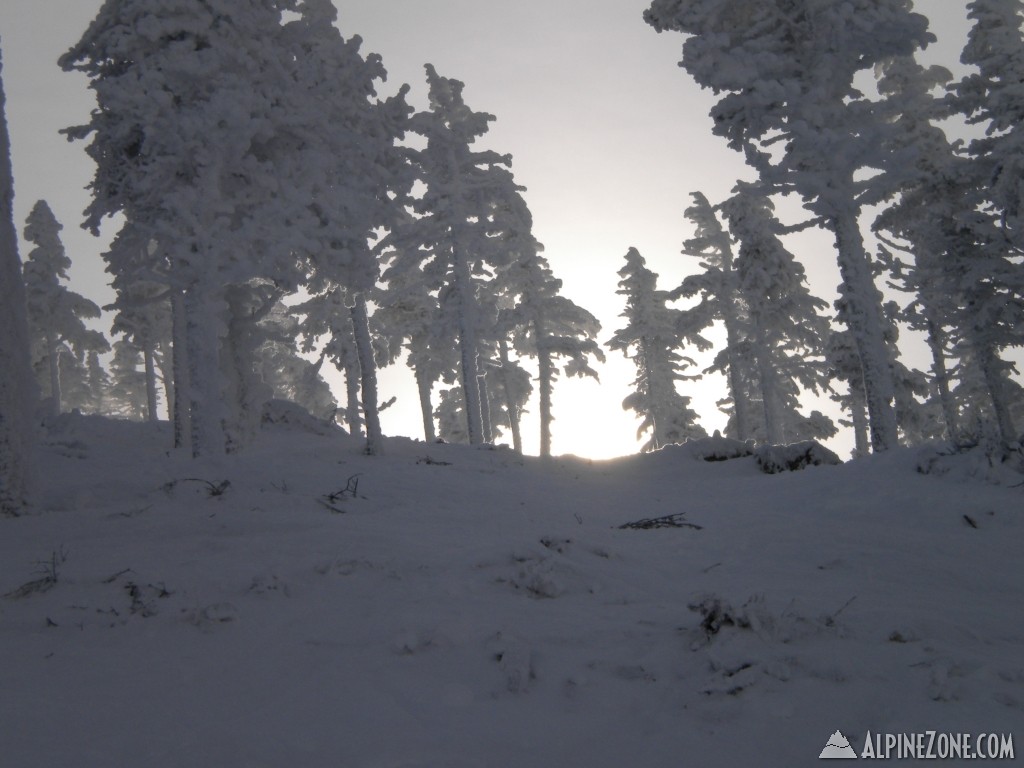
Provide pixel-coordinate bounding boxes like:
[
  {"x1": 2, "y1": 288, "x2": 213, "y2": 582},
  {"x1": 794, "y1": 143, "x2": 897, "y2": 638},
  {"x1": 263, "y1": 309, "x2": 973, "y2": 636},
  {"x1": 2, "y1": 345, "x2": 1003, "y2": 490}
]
[{"x1": 1, "y1": 415, "x2": 1021, "y2": 767}]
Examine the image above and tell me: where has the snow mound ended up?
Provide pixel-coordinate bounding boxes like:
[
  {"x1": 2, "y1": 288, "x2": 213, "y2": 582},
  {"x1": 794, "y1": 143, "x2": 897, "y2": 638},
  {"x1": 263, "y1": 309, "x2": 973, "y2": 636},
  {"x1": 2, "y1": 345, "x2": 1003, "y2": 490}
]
[
  {"x1": 678, "y1": 433, "x2": 754, "y2": 462},
  {"x1": 754, "y1": 440, "x2": 841, "y2": 474},
  {"x1": 915, "y1": 441, "x2": 1024, "y2": 486}
]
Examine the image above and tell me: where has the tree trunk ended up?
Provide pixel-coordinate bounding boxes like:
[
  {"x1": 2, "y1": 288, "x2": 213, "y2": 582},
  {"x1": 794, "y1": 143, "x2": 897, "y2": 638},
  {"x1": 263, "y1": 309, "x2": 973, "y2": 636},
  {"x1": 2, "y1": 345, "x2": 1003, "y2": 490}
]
[
  {"x1": 452, "y1": 254, "x2": 484, "y2": 444},
  {"x1": 924, "y1": 314, "x2": 957, "y2": 442},
  {"x1": 975, "y1": 338, "x2": 1018, "y2": 448},
  {"x1": 143, "y1": 343, "x2": 158, "y2": 423},
  {"x1": 832, "y1": 210, "x2": 899, "y2": 452},
  {"x1": 497, "y1": 339, "x2": 522, "y2": 455},
  {"x1": 642, "y1": 338, "x2": 661, "y2": 451},
  {"x1": 46, "y1": 332, "x2": 61, "y2": 418},
  {"x1": 537, "y1": 342, "x2": 554, "y2": 459},
  {"x1": 184, "y1": 284, "x2": 226, "y2": 458},
  {"x1": 343, "y1": 351, "x2": 362, "y2": 438},
  {"x1": 478, "y1": 362, "x2": 493, "y2": 444},
  {"x1": 157, "y1": 340, "x2": 174, "y2": 427},
  {"x1": 723, "y1": 317, "x2": 749, "y2": 442},
  {"x1": 0, "y1": 45, "x2": 35, "y2": 514},
  {"x1": 751, "y1": 316, "x2": 783, "y2": 445},
  {"x1": 415, "y1": 368, "x2": 436, "y2": 442},
  {"x1": 350, "y1": 295, "x2": 383, "y2": 455},
  {"x1": 170, "y1": 288, "x2": 190, "y2": 451}
]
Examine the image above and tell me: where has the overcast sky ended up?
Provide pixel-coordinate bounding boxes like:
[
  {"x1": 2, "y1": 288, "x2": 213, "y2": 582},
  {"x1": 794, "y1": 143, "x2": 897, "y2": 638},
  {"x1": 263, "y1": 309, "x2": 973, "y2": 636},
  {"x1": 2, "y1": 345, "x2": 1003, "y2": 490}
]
[{"x1": 1, "y1": 1, "x2": 980, "y2": 458}]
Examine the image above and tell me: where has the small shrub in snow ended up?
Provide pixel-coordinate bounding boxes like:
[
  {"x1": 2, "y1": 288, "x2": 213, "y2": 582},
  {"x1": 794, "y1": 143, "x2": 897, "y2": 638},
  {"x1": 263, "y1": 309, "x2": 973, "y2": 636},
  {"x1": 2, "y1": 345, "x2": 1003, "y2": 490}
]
[{"x1": 755, "y1": 441, "x2": 841, "y2": 474}]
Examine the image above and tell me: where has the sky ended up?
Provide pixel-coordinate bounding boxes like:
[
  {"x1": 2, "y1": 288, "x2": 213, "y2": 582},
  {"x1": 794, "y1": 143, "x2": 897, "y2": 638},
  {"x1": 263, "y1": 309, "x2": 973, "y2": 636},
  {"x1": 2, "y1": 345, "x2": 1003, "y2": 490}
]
[{"x1": 0, "y1": 1, "x2": 986, "y2": 459}]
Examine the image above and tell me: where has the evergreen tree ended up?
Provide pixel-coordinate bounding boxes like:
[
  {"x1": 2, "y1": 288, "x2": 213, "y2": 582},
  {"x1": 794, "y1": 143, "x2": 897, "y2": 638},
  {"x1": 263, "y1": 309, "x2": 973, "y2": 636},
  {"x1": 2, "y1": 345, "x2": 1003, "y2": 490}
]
[
  {"x1": 872, "y1": 55, "x2": 962, "y2": 442},
  {"x1": 675, "y1": 191, "x2": 750, "y2": 440},
  {"x1": 502, "y1": 253, "x2": 603, "y2": 457},
  {"x1": 280, "y1": 0, "x2": 413, "y2": 455},
  {"x1": 61, "y1": 0, "x2": 321, "y2": 456},
  {"x1": 720, "y1": 187, "x2": 835, "y2": 445},
  {"x1": 106, "y1": 339, "x2": 149, "y2": 420},
  {"x1": 254, "y1": 301, "x2": 338, "y2": 421},
  {"x1": 0, "y1": 42, "x2": 35, "y2": 514},
  {"x1": 401, "y1": 65, "x2": 532, "y2": 445},
  {"x1": 608, "y1": 248, "x2": 705, "y2": 452},
  {"x1": 377, "y1": 245, "x2": 460, "y2": 443},
  {"x1": 946, "y1": 0, "x2": 1024, "y2": 446},
  {"x1": 294, "y1": 287, "x2": 366, "y2": 438},
  {"x1": 645, "y1": 0, "x2": 934, "y2": 452},
  {"x1": 22, "y1": 200, "x2": 109, "y2": 418}
]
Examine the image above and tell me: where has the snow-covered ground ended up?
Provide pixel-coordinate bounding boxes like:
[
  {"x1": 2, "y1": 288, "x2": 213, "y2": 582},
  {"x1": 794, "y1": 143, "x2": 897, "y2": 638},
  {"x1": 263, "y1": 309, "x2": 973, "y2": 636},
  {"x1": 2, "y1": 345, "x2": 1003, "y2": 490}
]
[{"x1": 1, "y1": 415, "x2": 1021, "y2": 767}]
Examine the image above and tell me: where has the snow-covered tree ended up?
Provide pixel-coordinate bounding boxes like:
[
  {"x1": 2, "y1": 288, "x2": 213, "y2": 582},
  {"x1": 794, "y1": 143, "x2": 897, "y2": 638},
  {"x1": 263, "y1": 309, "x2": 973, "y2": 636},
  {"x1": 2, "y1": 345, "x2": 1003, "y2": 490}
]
[
  {"x1": 61, "y1": 0, "x2": 321, "y2": 456},
  {"x1": 719, "y1": 187, "x2": 834, "y2": 446},
  {"x1": 675, "y1": 191, "x2": 751, "y2": 440},
  {"x1": 254, "y1": 301, "x2": 337, "y2": 421},
  {"x1": 954, "y1": 0, "x2": 1024, "y2": 251},
  {"x1": 945, "y1": 0, "x2": 1024, "y2": 446},
  {"x1": 645, "y1": 0, "x2": 934, "y2": 452},
  {"x1": 294, "y1": 287, "x2": 367, "y2": 438},
  {"x1": 872, "y1": 56, "x2": 963, "y2": 442},
  {"x1": 22, "y1": 200, "x2": 109, "y2": 418},
  {"x1": 608, "y1": 248, "x2": 705, "y2": 452},
  {"x1": 106, "y1": 339, "x2": 149, "y2": 420},
  {"x1": 401, "y1": 65, "x2": 532, "y2": 445},
  {"x1": 0, "y1": 43, "x2": 35, "y2": 514},
  {"x1": 377, "y1": 242, "x2": 460, "y2": 443},
  {"x1": 499, "y1": 249, "x2": 603, "y2": 457},
  {"x1": 280, "y1": 1, "x2": 413, "y2": 456}
]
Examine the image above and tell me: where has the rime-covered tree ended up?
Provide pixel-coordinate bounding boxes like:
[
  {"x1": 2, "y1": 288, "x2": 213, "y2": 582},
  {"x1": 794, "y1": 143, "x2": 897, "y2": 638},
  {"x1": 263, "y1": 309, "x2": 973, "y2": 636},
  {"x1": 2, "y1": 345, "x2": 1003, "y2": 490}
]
[
  {"x1": 675, "y1": 191, "x2": 751, "y2": 440},
  {"x1": 22, "y1": 200, "x2": 109, "y2": 418},
  {"x1": 401, "y1": 65, "x2": 532, "y2": 445},
  {"x1": 377, "y1": 245, "x2": 459, "y2": 443},
  {"x1": 0, "y1": 43, "x2": 35, "y2": 514},
  {"x1": 61, "y1": 0, "x2": 324, "y2": 456},
  {"x1": 608, "y1": 247, "x2": 705, "y2": 452},
  {"x1": 645, "y1": 0, "x2": 934, "y2": 452},
  {"x1": 280, "y1": 1, "x2": 412, "y2": 455},
  {"x1": 254, "y1": 301, "x2": 337, "y2": 421},
  {"x1": 720, "y1": 187, "x2": 835, "y2": 445},
  {"x1": 872, "y1": 56, "x2": 962, "y2": 441},
  {"x1": 499, "y1": 249, "x2": 603, "y2": 457},
  {"x1": 945, "y1": 0, "x2": 1024, "y2": 446},
  {"x1": 294, "y1": 287, "x2": 366, "y2": 438},
  {"x1": 106, "y1": 339, "x2": 149, "y2": 420}
]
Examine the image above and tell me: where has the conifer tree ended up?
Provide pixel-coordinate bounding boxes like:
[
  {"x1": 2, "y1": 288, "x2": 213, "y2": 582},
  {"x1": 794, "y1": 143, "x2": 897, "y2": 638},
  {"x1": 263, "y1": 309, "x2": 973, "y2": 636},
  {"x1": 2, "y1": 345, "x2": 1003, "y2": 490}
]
[
  {"x1": 281, "y1": 0, "x2": 413, "y2": 455},
  {"x1": 608, "y1": 248, "x2": 705, "y2": 452},
  {"x1": 675, "y1": 191, "x2": 750, "y2": 440},
  {"x1": 645, "y1": 0, "x2": 934, "y2": 452},
  {"x1": 946, "y1": 0, "x2": 1024, "y2": 446},
  {"x1": 22, "y1": 200, "x2": 109, "y2": 418},
  {"x1": 61, "y1": 0, "x2": 314, "y2": 456},
  {"x1": 494, "y1": 220, "x2": 603, "y2": 457},
  {"x1": 377, "y1": 248, "x2": 460, "y2": 443},
  {"x1": 719, "y1": 187, "x2": 835, "y2": 445},
  {"x1": 402, "y1": 65, "x2": 531, "y2": 445},
  {"x1": 106, "y1": 339, "x2": 149, "y2": 420}
]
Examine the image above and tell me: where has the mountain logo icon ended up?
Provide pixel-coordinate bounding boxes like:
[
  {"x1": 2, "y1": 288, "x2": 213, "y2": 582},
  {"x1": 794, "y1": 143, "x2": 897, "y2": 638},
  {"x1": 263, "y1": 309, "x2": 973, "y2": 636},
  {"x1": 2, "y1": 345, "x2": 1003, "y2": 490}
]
[{"x1": 820, "y1": 730, "x2": 858, "y2": 759}]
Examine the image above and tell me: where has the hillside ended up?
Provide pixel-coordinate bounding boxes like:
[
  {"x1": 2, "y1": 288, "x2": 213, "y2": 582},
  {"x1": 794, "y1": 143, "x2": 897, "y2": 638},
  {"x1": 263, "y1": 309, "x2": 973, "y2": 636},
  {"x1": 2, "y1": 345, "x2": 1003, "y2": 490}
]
[{"x1": 1, "y1": 415, "x2": 1021, "y2": 767}]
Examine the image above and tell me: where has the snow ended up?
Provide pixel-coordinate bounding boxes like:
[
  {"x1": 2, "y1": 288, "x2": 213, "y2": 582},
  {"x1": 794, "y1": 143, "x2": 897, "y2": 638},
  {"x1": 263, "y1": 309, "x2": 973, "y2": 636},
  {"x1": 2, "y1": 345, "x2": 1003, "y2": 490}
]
[{"x1": 1, "y1": 415, "x2": 1022, "y2": 766}]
